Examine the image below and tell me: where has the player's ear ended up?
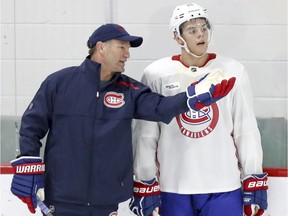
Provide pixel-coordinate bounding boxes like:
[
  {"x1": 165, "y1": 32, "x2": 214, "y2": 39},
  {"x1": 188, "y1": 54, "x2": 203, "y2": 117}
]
[
  {"x1": 96, "y1": 41, "x2": 105, "y2": 54},
  {"x1": 174, "y1": 34, "x2": 184, "y2": 45}
]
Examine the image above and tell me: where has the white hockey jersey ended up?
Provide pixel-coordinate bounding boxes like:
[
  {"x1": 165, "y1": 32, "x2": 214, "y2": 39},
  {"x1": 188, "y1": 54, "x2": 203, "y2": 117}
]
[{"x1": 133, "y1": 54, "x2": 263, "y2": 194}]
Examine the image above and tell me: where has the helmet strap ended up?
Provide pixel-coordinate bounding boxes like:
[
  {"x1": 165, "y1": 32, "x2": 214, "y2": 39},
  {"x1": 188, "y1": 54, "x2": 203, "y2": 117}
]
[{"x1": 178, "y1": 36, "x2": 206, "y2": 58}]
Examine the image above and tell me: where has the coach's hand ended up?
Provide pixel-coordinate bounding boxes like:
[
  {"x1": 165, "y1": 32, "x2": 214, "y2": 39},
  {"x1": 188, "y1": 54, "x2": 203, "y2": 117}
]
[
  {"x1": 129, "y1": 178, "x2": 161, "y2": 216},
  {"x1": 242, "y1": 173, "x2": 268, "y2": 216},
  {"x1": 10, "y1": 156, "x2": 45, "y2": 214},
  {"x1": 186, "y1": 70, "x2": 236, "y2": 111}
]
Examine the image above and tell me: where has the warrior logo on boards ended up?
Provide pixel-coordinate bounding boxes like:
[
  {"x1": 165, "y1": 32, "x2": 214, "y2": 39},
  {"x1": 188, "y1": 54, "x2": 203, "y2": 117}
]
[
  {"x1": 176, "y1": 103, "x2": 219, "y2": 138},
  {"x1": 104, "y1": 92, "x2": 125, "y2": 108}
]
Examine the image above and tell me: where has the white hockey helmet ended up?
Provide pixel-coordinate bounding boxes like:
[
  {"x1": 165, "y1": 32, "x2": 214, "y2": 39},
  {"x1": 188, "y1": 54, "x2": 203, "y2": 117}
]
[{"x1": 169, "y1": 3, "x2": 210, "y2": 35}]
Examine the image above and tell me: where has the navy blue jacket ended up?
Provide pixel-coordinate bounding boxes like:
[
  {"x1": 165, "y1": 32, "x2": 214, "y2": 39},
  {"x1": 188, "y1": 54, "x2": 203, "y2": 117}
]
[{"x1": 19, "y1": 57, "x2": 188, "y2": 205}]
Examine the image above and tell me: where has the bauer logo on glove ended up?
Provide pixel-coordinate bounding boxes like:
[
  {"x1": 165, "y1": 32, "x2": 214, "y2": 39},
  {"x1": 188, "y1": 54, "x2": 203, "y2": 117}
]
[
  {"x1": 242, "y1": 173, "x2": 268, "y2": 216},
  {"x1": 133, "y1": 181, "x2": 160, "y2": 195},
  {"x1": 129, "y1": 178, "x2": 161, "y2": 216}
]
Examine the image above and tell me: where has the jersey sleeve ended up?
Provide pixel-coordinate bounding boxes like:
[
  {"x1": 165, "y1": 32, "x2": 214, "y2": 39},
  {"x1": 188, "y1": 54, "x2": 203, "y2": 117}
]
[
  {"x1": 133, "y1": 119, "x2": 160, "y2": 181},
  {"x1": 232, "y1": 68, "x2": 263, "y2": 177},
  {"x1": 133, "y1": 69, "x2": 161, "y2": 181}
]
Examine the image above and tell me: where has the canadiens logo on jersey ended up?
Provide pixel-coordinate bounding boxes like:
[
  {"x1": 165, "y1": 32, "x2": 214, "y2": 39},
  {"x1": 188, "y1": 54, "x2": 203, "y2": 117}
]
[
  {"x1": 176, "y1": 103, "x2": 219, "y2": 138},
  {"x1": 104, "y1": 92, "x2": 125, "y2": 108}
]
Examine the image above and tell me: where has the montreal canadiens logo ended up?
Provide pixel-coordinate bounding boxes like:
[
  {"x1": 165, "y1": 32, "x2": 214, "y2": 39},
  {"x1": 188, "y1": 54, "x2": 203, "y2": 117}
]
[
  {"x1": 176, "y1": 103, "x2": 219, "y2": 138},
  {"x1": 104, "y1": 92, "x2": 125, "y2": 108}
]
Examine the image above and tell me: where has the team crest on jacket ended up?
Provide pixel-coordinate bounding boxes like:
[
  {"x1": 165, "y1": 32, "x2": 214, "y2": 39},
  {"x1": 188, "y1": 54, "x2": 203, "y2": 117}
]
[
  {"x1": 104, "y1": 92, "x2": 125, "y2": 108},
  {"x1": 176, "y1": 103, "x2": 219, "y2": 138}
]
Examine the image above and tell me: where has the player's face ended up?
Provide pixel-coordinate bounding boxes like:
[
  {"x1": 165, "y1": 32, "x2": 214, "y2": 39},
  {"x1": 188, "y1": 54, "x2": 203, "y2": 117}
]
[
  {"x1": 102, "y1": 39, "x2": 131, "y2": 73},
  {"x1": 180, "y1": 18, "x2": 210, "y2": 56}
]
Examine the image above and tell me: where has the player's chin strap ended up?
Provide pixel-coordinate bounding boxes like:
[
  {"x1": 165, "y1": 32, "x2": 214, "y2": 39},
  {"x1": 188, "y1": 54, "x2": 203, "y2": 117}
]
[{"x1": 178, "y1": 35, "x2": 206, "y2": 58}]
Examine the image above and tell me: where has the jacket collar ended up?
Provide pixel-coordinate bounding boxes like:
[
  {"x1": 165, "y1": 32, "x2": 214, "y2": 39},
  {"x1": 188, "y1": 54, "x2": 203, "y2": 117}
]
[{"x1": 80, "y1": 56, "x2": 122, "y2": 95}]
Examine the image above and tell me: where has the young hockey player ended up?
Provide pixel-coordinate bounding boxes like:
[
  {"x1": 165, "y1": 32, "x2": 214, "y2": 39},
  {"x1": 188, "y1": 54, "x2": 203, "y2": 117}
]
[{"x1": 130, "y1": 3, "x2": 268, "y2": 216}]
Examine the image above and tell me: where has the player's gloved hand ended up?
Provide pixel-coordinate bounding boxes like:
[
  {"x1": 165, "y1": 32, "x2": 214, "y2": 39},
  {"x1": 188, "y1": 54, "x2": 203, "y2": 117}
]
[
  {"x1": 10, "y1": 156, "x2": 45, "y2": 214},
  {"x1": 242, "y1": 173, "x2": 268, "y2": 216},
  {"x1": 129, "y1": 178, "x2": 161, "y2": 216},
  {"x1": 186, "y1": 70, "x2": 236, "y2": 111}
]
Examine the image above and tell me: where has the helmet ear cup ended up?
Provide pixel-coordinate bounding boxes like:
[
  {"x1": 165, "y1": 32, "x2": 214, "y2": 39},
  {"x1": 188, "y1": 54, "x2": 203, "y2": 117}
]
[{"x1": 205, "y1": 19, "x2": 212, "y2": 30}]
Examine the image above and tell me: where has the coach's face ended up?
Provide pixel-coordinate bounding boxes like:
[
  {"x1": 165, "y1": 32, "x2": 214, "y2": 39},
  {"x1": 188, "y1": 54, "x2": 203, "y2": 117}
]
[{"x1": 102, "y1": 39, "x2": 131, "y2": 74}]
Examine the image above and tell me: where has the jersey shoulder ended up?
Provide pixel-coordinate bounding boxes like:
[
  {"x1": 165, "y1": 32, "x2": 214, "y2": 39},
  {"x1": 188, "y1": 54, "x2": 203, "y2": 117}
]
[
  {"x1": 213, "y1": 55, "x2": 245, "y2": 71},
  {"x1": 209, "y1": 54, "x2": 247, "y2": 79},
  {"x1": 143, "y1": 56, "x2": 184, "y2": 80}
]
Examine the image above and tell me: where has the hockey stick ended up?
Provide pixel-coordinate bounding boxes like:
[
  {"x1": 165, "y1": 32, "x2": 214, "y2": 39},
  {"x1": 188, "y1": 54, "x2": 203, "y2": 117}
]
[{"x1": 37, "y1": 196, "x2": 54, "y2": 216}]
